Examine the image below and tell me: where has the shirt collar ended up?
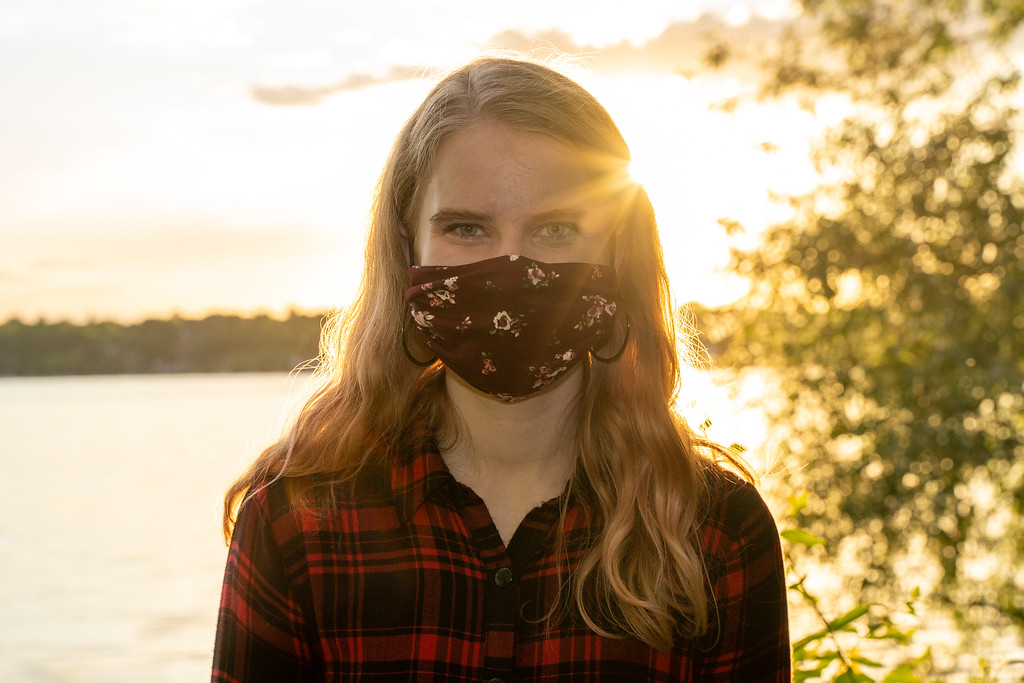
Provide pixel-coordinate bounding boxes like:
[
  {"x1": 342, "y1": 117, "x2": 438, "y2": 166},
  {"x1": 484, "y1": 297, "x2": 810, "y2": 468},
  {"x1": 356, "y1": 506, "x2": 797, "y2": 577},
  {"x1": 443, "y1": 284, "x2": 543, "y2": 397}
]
[{"x1": 390, "y1": 424, "x2": 457, "y2": 525}]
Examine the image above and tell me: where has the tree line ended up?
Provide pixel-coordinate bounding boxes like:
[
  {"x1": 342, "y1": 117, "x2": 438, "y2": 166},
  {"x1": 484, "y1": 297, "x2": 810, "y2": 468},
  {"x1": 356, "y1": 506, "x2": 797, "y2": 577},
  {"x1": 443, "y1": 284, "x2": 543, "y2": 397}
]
[{"x1": 0, "y1": 312, "x2": 325, "y2": 376}]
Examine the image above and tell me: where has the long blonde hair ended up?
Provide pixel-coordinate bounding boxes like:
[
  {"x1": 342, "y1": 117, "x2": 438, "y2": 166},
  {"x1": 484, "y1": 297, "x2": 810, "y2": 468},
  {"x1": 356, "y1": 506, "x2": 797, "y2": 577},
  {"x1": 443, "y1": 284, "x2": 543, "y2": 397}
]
[{"x1": 224, "y1": 57, "x2": 748, "y2": 650}]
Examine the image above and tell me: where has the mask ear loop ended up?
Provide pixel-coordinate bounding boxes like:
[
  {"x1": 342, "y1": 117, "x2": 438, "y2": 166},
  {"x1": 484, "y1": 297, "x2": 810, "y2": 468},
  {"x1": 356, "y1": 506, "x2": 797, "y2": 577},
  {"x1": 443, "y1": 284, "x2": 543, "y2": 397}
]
[
  {"x1": 402, "y1": 320, "x2": 438, "y2": 366},
  {"x1": 591, "y1": 214, "x2": 629, "y2": 364},
  {"x1": 591, "y1": 316, "x2": 630, "y2": 362},
  {"x1": 401, "y1": 228, "x2": 438, "y2": 366}
]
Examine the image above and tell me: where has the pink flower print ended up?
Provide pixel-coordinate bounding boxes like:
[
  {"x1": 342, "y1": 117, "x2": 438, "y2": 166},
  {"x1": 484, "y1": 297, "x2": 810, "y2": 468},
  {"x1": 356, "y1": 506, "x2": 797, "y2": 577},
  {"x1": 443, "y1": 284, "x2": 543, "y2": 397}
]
[
  {"x1": 427, "y1": 289, "x2": 455, "y2": 307},
  {"x1": 530, "y1": 363, "x2": 568, "y2": 389},
  {"x1": 411, "y1": 309, "x2": 434, "y2": 328},
  {"x1": 526, "y1": 262, "x2": 559, "y2": 286},
  {"x1": 425, "y1": 276, "x2": 458, "y2": 307},
  {"x1": 482, "y1": 357, "x2": 496, "y2": 375},
  {"x1": 493, "y1": 311, "x2": 513, "y2": 331},
  {"x1": 509, "y1": 254, "x2": 520, "y2": 261},
  {"x1": 587, "y1": 295, "x2": 610, "y2": 320},
  {"x1": 591, "y1": 265, "x2": 603, "y2": 279},
  {"x1": 575, "y1": 295, "x2": 615, "y2": 330},
  {"x1": 557, "y1": 349, "x2": 575, "y2": 362},
  {"x1": 455, "y1": 316, "x2": 471, "y2": 332}
]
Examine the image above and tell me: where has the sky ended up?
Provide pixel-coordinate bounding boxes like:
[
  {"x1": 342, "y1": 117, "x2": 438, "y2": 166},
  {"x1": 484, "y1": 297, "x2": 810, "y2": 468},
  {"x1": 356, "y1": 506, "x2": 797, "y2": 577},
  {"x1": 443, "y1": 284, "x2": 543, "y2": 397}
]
[{"x1": 0, "y1": 0, "x2": 827, "y2": 324}]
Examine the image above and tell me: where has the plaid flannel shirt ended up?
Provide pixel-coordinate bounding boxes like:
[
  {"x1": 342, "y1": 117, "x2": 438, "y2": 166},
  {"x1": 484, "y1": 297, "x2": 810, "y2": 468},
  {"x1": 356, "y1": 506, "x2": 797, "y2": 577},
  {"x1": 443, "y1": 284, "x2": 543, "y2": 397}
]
[{"x1": 213, "y1": 427, "x2": 790, "y2": 681}]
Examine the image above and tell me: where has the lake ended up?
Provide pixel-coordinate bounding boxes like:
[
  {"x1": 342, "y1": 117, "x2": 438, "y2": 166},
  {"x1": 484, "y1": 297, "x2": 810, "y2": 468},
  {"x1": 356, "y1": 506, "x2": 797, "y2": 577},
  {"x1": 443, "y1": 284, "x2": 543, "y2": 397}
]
[
  {"x1": 0, "y1": 373, "x2": 313, "y2": 682},
  {"x1": 1, "y1": 372, "x2": 1020, "y2": 681}
]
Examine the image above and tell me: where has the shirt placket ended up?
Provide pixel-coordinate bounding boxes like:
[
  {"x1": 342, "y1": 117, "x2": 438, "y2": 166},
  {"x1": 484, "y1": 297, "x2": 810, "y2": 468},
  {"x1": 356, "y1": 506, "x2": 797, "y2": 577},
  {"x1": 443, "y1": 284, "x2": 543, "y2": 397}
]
[
  {"x1": 480, "y1": 559, "x2": 517, "y2": 682},
  {"x1": 451, "y1": 486, "x2": 518, "y2": 682},
  {"x1": 453, "y1": 484, "x2": 562, "y2": 683}
]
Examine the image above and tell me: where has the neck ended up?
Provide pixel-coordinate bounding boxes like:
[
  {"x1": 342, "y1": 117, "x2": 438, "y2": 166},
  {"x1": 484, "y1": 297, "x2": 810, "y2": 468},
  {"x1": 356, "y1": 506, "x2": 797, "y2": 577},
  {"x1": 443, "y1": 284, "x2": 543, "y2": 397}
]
[{"x1": 439, "y1": 368, "x2": 581, "y2": 541}]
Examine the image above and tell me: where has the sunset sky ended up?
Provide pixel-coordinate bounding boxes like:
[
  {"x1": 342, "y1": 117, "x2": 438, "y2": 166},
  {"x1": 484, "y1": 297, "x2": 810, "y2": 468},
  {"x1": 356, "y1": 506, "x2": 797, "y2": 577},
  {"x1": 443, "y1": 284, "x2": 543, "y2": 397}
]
[{"x1": 1, "y1": 0, "x2": 832, "y2": 323}]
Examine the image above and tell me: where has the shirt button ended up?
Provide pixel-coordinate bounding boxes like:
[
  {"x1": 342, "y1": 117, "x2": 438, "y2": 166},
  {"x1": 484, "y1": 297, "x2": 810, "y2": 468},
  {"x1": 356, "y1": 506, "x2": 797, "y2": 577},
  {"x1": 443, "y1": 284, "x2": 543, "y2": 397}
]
[{"x1": 494, "y1": 567, "x2": 513, "y2": 588}]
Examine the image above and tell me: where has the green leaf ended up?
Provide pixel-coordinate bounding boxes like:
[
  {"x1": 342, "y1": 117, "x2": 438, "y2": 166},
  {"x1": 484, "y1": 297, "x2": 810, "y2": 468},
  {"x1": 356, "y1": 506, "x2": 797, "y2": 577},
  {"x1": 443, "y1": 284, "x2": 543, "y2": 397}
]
[
  {"x1": 835, "y1": 669, "x2": 874, "y2": 683},
  {"x1": 781, "y1": 529, "x2": 828, "y2": 547},
  {"x1": 882, "y1": 664, "x2": 922, "y2": 683},
  {"x1": 826, "y1": 604, "x2": 871, "y2": 631},
  {"x1": 866, "y1": 620, "x2": 915, "y2": 645},
  {"x1": 789, "y1": 491, "x2": 809, "y2": 516},
  {"x1": 791, "y1": 628, "x2": 830, "y2": 650},
  {"x1": 912, "y1": 647, "x2": 933, "y2": 666},
  {"x1": 795, "y1": 666, "x2": 828, "y2": 682},
  {"x1": 851, "y1": 655, "x2": 884, "y2": 667}
]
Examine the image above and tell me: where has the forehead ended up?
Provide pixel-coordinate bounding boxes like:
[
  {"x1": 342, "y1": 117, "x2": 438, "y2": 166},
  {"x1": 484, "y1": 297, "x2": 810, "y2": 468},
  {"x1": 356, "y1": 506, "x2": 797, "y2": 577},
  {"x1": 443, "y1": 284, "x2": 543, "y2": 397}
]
[{"x1": 418, "y1": 121, "x2": 602, "y2": 212}]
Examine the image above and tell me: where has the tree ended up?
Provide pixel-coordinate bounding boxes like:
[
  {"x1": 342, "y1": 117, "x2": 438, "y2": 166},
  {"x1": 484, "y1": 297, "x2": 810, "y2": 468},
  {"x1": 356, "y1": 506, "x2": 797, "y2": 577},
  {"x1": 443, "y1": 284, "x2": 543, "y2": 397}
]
[{"x1": 714, "y1": 0, "x2": 1024, "y2": 632}]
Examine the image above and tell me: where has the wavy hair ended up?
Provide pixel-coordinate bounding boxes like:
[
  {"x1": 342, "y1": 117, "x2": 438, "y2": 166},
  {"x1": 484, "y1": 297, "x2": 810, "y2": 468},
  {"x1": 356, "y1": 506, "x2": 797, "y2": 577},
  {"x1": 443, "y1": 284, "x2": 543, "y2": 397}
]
[{"x1": 223, "y1": 57, "x2": 749, "y2": 651}]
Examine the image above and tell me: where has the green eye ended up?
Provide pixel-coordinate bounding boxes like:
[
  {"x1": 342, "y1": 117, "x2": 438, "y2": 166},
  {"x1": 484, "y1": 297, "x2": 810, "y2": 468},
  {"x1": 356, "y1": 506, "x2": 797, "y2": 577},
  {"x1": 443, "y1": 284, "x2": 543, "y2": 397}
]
[
  {"x1": 449, "y1": 224, "x2": 481, "y2": 238},
  {"x1": 539, "y1": 222, "x2": 577, "y2": 239}
]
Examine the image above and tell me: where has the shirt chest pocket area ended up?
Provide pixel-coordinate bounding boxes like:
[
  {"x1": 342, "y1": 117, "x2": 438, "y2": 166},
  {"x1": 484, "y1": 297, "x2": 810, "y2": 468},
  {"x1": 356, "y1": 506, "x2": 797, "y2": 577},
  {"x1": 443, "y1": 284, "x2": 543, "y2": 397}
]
[{"x1": 321, "y1": 563, "x2": 488, "y2": 635}]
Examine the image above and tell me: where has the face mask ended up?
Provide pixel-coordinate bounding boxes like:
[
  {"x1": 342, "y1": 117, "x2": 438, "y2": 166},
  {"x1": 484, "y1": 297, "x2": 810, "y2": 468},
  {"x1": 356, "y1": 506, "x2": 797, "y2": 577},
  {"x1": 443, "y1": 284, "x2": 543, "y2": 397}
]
[{"x1": 405, "y1": 254, "x2": 619, "y2": 401}]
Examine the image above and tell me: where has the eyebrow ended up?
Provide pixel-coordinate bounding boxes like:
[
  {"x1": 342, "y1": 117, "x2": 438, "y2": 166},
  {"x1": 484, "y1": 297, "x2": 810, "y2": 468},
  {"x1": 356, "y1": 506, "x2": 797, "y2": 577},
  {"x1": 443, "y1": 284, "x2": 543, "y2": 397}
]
[
  {"x1": 428, "y1": 208, "x2": 582, "y2": 224},
  {"x1": 428, "y1": 209, "x2": 491, "y2": 224}
]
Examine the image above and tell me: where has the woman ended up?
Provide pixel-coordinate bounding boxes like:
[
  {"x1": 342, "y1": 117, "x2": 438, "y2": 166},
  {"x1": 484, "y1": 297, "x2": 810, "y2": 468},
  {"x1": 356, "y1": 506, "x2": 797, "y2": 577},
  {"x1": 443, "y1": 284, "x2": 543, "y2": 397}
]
[{"x1": 213, "y1": 57, "x2": 790, "y2": 681}]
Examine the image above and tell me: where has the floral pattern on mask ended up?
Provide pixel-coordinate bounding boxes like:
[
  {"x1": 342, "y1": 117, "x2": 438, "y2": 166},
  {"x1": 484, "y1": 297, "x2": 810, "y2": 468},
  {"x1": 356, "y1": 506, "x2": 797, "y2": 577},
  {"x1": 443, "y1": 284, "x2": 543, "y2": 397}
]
[
  {"x1": 525, "y1": 262, "x2": 559, "y2": 287},
  {"x1": 491, "y1": 310, "x2": 525, "y2": 337},
  {"x1": 575, "y1": 294, "x2": 617, "y2": 330},
  {"x1": 417, "y1": 275, "x2": 459, "y2": 308},
  {"x1": 529, "y1": 347, "x2": 580, "y2": 390},
  {"x1": 411, "y1": 309, "x2": 435, "y2": 329},
  {"x1": 406, "y1": 254, "x2": 619, "y2": 400}
]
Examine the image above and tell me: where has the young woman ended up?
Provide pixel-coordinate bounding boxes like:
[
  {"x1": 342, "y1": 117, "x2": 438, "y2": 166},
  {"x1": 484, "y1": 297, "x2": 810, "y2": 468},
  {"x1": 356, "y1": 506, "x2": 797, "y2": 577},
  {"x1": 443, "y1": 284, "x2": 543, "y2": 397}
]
[{"x1": 213, "y1": 57, "x2": 790, "y2": 681}]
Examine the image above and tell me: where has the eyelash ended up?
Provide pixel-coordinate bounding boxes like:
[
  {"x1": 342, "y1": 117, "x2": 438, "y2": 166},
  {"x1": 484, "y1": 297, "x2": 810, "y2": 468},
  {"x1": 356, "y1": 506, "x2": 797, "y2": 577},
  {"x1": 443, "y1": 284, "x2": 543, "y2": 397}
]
[
  {"x1": 444, "y1": 224, "x2": 483, "y2": 239},
  {"x1": 442, "y1": 222, "x2": 579, "y2": 241},
  {"x1": 537, "y1": 222, "x2": 577, "y2": 240}
]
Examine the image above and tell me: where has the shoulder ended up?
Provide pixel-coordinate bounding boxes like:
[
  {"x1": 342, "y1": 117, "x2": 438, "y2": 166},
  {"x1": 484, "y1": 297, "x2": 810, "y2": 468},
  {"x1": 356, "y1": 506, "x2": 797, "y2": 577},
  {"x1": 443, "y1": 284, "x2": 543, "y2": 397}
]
[
  {"x1": 691, "y1": 472, "x2": 791, "y2": 675},
  {"x1": 234, "y1": 466, "x2": 394, "y2": 537},
  {"x1": 703, "y1": 467, "x2": 775, "y2": 527},
  {"x1": 697, "y1": 465, "x2": 782, "y2": 568},
  {"x1": 229, "y1": 477, "x2": 308, "y2": 554}
]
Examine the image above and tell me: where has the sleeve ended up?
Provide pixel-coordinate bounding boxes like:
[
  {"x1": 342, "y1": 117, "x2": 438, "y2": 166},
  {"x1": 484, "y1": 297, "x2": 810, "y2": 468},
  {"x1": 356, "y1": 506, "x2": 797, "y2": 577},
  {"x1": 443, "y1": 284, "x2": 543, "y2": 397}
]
[
  {"x1": 212, "y1": 487, "x2": 317, "y2": 683},
  {"x1": 696, "y1": 476, "x2": 791, "y2": 681}
]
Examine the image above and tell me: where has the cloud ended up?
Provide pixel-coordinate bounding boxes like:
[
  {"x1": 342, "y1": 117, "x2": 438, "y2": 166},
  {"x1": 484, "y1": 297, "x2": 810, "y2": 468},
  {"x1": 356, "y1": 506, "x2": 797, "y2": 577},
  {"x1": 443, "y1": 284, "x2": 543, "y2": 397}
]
[
  {"x1": 250, "y1": 65, "x2": 429, "y2": 106},
  {"x1": 481, "y1": 14, "x2": 784, "y2": 77},
  {"x1": 249, "y1": 13, "x2": 787, "y2": 107}
]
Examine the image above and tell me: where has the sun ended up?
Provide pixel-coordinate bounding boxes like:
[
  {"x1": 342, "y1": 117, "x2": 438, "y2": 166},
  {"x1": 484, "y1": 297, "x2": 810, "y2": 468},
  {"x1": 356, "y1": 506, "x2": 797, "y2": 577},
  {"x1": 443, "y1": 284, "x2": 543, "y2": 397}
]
[{"x1": 586, "y1": 73, "x2": 746, "y2": 307}]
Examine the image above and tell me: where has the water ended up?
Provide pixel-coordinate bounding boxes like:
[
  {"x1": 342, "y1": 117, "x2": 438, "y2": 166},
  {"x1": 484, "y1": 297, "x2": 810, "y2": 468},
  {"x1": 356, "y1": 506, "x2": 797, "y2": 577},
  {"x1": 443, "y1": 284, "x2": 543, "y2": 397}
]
[
  {"x1": 0, "y1": 373, "x2": 312, "y2": 682},
  {"x1": 2, "y1": 373, "x2": 1021, "y2": 681}
]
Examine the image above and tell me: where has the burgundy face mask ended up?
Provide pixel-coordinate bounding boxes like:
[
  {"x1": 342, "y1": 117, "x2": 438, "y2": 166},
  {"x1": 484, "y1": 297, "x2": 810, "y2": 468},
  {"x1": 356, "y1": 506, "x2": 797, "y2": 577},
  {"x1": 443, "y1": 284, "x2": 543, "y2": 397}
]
[{"x1": 405, "y1": 254, "x2": 619, "y2": 401}]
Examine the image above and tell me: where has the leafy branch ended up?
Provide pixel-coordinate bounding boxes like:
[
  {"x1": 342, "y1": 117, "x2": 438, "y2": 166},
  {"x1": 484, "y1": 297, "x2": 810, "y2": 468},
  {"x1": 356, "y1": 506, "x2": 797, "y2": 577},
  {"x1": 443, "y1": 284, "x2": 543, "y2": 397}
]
[{"x1": 782, "y1": 491, "x2": 1023, "y2": 682}]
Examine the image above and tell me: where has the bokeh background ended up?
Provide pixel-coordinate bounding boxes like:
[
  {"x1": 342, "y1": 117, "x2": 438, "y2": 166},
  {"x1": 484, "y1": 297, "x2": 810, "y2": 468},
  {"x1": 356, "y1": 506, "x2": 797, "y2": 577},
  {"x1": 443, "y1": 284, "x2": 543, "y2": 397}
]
[{"x1": 2, "y1": 0, "x2": 1023, "y2": 680}]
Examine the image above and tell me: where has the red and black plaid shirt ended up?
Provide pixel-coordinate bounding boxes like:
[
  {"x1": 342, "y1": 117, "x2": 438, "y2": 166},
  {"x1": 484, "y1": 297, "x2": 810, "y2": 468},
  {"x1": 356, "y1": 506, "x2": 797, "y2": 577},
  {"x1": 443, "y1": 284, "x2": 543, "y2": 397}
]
[{"x1": 213, "y1": 428, "x2": 790, "y2": 681}]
